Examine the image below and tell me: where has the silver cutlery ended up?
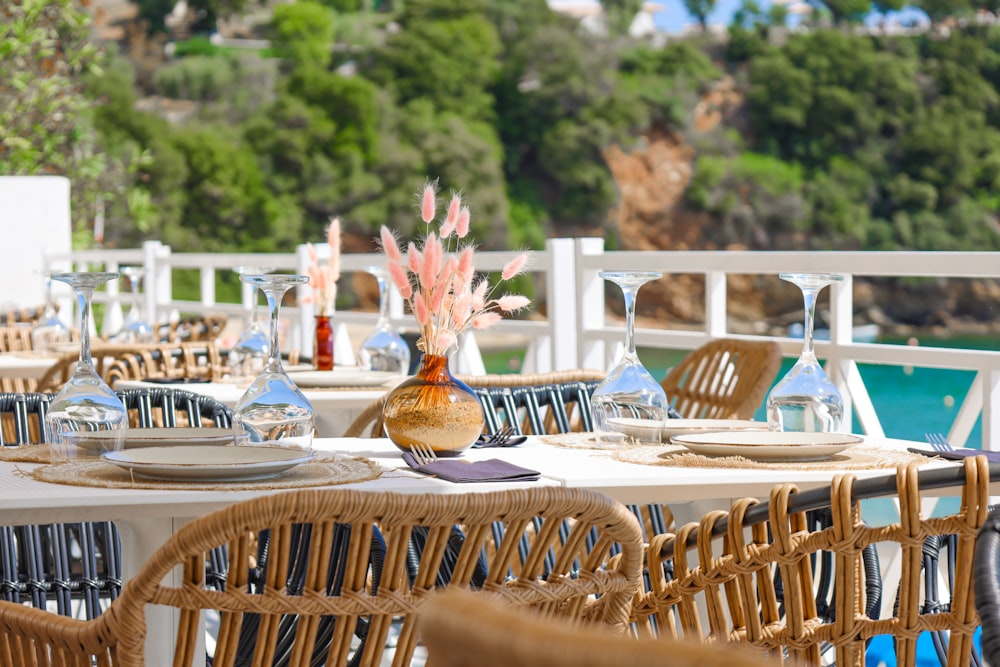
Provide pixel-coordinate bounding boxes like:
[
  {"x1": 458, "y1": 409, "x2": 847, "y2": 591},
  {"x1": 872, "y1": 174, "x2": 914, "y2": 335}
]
[
  {"x1": 924, "y1": 432, "x2": 955, "y2": 453},
  {"x1": 408, "y1": 441, "x2": 439, "y2": 466}
]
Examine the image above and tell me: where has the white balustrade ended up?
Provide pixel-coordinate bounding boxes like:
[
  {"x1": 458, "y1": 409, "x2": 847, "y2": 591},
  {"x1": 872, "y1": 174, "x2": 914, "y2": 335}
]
[{"x1": 41, "y1": 240, "x2": 1000, "y2": 450}]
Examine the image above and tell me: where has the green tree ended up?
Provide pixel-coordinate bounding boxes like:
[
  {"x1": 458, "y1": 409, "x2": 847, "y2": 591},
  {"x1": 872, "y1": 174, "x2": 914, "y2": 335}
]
[
  {"x1": 683, "y1": 0, "x2": 718, "y2": 31},
  {"x1": 271, "y1": 1, "x2": 336, "y2": 70}
]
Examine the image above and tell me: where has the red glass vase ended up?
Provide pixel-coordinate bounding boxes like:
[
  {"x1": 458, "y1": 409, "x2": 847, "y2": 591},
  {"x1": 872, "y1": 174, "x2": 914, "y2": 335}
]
[
  {"x1": 314, "y1": 315, "x2": 334, "y2": 370},
  {"x1": 381, "y1": 353, "x2": 484, "y2": 455}
]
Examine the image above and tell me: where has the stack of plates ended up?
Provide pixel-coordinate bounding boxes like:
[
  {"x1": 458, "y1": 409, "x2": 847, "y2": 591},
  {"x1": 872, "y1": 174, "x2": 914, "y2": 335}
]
[
  {"x1": 607, "y1": 417, "x2": 765, "y2": 443},
  {"x1": 101, "y1": 445, "x2": 313, "y2": 482},
  {"x1": 670, "y1": 431, "x2": 863, "y2": 462},
  {"x1": 286, "y1": 368, "x2": 402, "y2": 388},
  {"x1": 70, "y1": 427, "x2": 244, "y2": 452}
]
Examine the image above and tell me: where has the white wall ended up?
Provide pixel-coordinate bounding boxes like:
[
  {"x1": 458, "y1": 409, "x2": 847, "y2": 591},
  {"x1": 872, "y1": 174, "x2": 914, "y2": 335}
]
[{"x1": 0, "y1": 176, "x2": 72, "y2": 310}]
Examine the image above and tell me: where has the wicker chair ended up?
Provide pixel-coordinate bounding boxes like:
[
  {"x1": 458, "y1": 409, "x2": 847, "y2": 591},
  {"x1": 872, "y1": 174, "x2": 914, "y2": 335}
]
[
  {"x1": 0, "y1": 326, "x2": 34, "y2": 353},
  {"x1": 0, "y1": 487, "x2": 644, "y2": 666},
  {"x1": 104, "y1": 342, "x2": 226, "y2": 386},
  {"x1": 660, "y1": 338, "x2": 783, "y2": 419},
  {"x1": 632, "y1": 458, "x2": 992, "y2": 667},
  {"x1": 974, "y1": 505, "x2": 1000, "y2": 667},
  {"x1": 158, "y1": 312, "x2": 228, "y2": 344},
  {"x1": 421, "y1": 588, "x2": 776, "y2": 667},
  {"x1": 0, "y1": 389, "x2": 233, "y2": 622}
]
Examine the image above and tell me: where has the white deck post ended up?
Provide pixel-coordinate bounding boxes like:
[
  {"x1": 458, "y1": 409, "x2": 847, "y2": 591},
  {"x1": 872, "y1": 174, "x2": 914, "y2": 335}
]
[
  {"x1": 577, "y1": 238, "x2": 607, "y2": 370},
  {"x1": 546, "y1": 238, "x2": 578, "y2": 371}
]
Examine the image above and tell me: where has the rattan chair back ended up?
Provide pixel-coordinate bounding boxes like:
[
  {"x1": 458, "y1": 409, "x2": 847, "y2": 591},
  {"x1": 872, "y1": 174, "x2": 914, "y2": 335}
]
[
  {"x1": 158, "y1": 312, "x2": 228, "y2": 344},
  {"x1": 422, "y1": 588, "x2": 776, "y2": 667},
  {"x1": 633, "y1": 458, "x2": 991, "y2": 667},
  {"x1": 104, "y1": 342, "x2": 226, "y2": 385},
  {"x1": 0, "y1": 487, "x2": 643, "y2": 667},
  {"x1": 0, "y1": 326, "x2": 34, "y2": 353},
  {"x1": 660, "y1": 338, "x2": 782, "y2": 419}
]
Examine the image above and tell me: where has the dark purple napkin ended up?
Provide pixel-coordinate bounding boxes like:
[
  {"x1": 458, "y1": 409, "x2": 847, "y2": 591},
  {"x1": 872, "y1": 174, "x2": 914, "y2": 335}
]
[
  {"x1": 142, "y1": 377, "x2": 211, "y2": 385},
  {"x1": 401, "y1": 452, "x2": 540, "y2": 483},
  {"x1": 907, "y1": 447, "x2": 1000, "y2": 463}
]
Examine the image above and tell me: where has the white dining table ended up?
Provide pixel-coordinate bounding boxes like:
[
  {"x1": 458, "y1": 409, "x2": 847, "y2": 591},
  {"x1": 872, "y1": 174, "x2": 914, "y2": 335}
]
[
  {"x1": 113, "y1": 378, "x2": 394, "y2": 437},
  {"x1": 0, "y1": 351, "x2": 60, "y2": 378},
  {"x1": 0, "y1": 434, "x2": 973, "y2": 666}
]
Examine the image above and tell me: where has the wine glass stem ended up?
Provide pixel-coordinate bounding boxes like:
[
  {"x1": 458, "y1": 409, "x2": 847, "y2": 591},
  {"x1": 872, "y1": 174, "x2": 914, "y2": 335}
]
[
  {"x1": 800, "y1": 286, "x2": 820, "y2": 362},
  {"x1": 263, "y1": 286, "x2": 286, "y2": 372},
  {"x1": 76, "y1": 286, "x2": 94, "y2": 368},
  {"x1": 621, "y1": 284, "x2": 638, "y2": 358},
  {"x1": 376, "y1": 275, "x2": 389, "y2": 327}
]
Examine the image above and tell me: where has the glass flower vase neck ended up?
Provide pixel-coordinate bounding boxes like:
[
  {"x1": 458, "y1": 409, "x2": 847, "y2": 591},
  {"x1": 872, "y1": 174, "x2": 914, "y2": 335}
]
[
  {"x1": 234, "y1": 274, "x2": 315, "y2": 450},
  {"x1": 381, "y1": 352, "x2": 484, "y2": 456},
  {"x1": 314, "y1": 314, "x2": 334, "y2": 370},
  {"x1": 359, "y1": 265, "x2": 411, "y2": 374},
  {"x1": 766, "y1": 272, "x2": 845, "y2": 433},
  {"x1": 44, "y1": 272, "x2": 128, "y2": 460},
  {"x1": 590, "y1": 271, "x2": 668, "y2": 441}
]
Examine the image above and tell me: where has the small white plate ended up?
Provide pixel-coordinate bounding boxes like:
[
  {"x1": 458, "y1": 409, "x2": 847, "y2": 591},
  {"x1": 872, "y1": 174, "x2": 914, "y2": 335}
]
[
  {"x1": 671, "y1": 431, "x2": 863, "y2": 462},
  {"x1": 607, "y1": 417, "x2": 766, "y2": 443},
  {"x1": 101, "y1": 445, "x2": 314, "y2": 482},
  {"x1": 70, "y1": 427, "x2": 243, "y2": 451},
  {"x1": 287, "y1": 368, "x2": 402, "y2": 388}
]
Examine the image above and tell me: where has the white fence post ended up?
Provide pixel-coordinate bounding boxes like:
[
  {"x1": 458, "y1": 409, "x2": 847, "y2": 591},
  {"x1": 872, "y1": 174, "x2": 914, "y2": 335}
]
[
  {"x1": 577, "y1": 238, "x2": 607, "y2": 370},
  {"x1": 545, "y1": 237, "x2": 577, "y2": 371},
  {"x1": 705, "y1": 271, "x2": 727, "y2": 337}
]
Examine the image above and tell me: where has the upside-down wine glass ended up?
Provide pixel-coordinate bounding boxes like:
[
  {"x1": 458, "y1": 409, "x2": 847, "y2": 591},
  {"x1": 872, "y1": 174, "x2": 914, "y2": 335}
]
[
  {"x1": 111, "y1": 266, "x2": 155, "y2": 344},
  {"x1": 228, "y1": 265, "x2": 275, "y2": 381},
  {"x1": 590, "y1": 271, "x2": 669, "y2": 441},
  {"x1": 234, "y1": 274, "x2": 315, "y2": 450},
  {"x1": 44, "y1": 272, "x2": 128, "y2": 460},
  {"x1": 766, "y1": 272, "x2": 845, "y2": 433},
  {"x1": 358, "y1": 265, "x2": 411, "y2": 374},
  {"x1": 30, "y1": 273, "x2": 72, "y2": 353}
]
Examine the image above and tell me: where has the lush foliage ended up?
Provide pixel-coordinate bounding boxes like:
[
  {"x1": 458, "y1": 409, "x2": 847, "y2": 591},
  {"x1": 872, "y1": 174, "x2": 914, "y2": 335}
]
[{"x1": 7, "y1": 0, "x2": 1000, "y2": 260}]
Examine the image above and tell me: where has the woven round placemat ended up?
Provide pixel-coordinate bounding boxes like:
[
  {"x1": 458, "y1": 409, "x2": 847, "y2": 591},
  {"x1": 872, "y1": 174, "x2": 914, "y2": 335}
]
[
  {"x1": 0, "y1": 445, "x2": 53, "y2": 464},
  {"x1": 536, "y1": 433, "x2": 629, "y2": 450},
  {"x1": 613, "y1": 442, "x2": 931, "y2": 471},
  {"x1": 30, "y1": 453, "x2": 383, "y2": 491}
]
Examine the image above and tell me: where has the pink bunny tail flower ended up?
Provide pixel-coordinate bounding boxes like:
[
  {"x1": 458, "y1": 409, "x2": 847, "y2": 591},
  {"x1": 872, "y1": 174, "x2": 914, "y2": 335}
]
[
  {"x1": 434, "y1": 330, "x2": 458, "y2": 353},
  {"x1": 442, "y1": 193, "x2": 462, "y2": 232},
  {"x1": 388, "y1": 261, "x2": 412, "y2": 299},
  {"x1": 380, "y1": 226, "x2": 402, "y2": 262},
  {"x1": 471, "y1": 279, "x2": 489, "y2": 311},
  {"x1": 457, "y1": 246, "x2": 474, "y2": 282},
  {"x1": 326, "y1": 217, "x2": 342, "y2": 281},
  {"x1": 307, "y1": 242, "x2": 319, "y2": 264},
  {"x1": 420, "y1": 181, "x2": 437, "y2": 223},
  {"x1": 408, "y1": 243, "x2": 424, "y2": 275},
  {"x1": 501, "y1": 252, "x2": 528, "y2": 280},
  {"x1": 497, "y1": 294, "x2": 531, "y2": 312},
  {"x1": 456, "y1": 205, "x2": 471, "y2": 238},
  {"x1": 421, "y1": 233, "x2": 442, "y2": 291},
  {"x1": 472, "y1": 312, "x2": 503, "y2": 329},
  {"x1": 451, "y1": 292, "x2": 472, "y2": 329},
  {"x1": 413, "y1": 292, "x2": 431, "y2": 327}
]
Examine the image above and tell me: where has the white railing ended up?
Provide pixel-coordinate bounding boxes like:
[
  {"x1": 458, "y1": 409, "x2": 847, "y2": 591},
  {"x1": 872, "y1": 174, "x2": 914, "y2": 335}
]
[{"x1": 44, "y1": 240, "x2": 1000, "y2": 451}]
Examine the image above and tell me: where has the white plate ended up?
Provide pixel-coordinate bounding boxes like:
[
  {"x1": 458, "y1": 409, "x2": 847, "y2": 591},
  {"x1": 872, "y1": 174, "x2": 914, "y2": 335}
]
[
  {"x1": 671, "y1": 431, "x2": 863, "y2": 462},
  {"x1": 287, "y1": 368, "x2": 402, "y2": 388},
  {"x1": 70, "y1": 427, "x2": 243, "y2": 451},
  {"x1": 606, "y1": 417, "x2": 765, "y2": 443},
  {"x1": 100, "y1": 445, "x2": 314, "y2": 482}
]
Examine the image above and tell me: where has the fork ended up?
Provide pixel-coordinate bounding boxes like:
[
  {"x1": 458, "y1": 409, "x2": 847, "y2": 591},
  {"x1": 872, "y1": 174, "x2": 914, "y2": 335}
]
[
  {"x1": 479, "y1": 426, "x2": 515, "y2": 447},
  {"x1": 408, "y1": 441, "x2": 439, "y2": 466},
  {"x1": 924, "y1": 432, "x2": 955, "y2": 453}
]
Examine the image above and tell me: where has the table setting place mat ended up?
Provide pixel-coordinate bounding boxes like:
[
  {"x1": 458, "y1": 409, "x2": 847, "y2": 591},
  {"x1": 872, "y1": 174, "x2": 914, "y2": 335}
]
[
  {"x1": 27, "y1": 451, "x2": 383, "y2": 491},
  {"x1": 612, "y1": 441, "x2": 933, "y2": 471}
]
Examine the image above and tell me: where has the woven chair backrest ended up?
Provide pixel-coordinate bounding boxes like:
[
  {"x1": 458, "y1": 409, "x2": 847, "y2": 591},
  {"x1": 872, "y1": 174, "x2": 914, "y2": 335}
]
[
  {"x1": 633, "y1": 458, "x2": 991, "y2": 667},
  {"x1": 421, "y1": 588, "x2": 776, "y2": 667},
  {"x1": 57, "y1": 487, "x2": 644, "y2": 667},
  {"x1": 660, "y1": 338, "x2": 782, "y2": 420}
]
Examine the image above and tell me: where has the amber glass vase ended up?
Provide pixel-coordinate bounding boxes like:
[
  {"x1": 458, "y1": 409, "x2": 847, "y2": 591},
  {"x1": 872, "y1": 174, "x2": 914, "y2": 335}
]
[
  {"x1": 314, "y1": 315, "x2": 334, "y2": 370},
  {"x1": 382, "y1": 353, "x2": 484, "y2": 455}
]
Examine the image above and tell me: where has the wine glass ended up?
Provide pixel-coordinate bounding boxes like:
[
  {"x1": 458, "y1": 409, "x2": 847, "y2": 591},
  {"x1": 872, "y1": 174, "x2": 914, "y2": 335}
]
[
  {"x1": 30, "y1": 273, "x2": 72, "y2": 353},
  {"x1": 228, "y1": 265, "x2": 275, "y2": 381},
  {"x1": 110, "y1": 266, "x2": 155, "y2": 344},
  {"x1": 233, "y1": 274, "x2": 315, "y2": 449},
  {"x1": 358, "y1": 265, "x2": 411, "y2": 374},
  {"x1": 766, "y1": 273, "x2": 845, "y2": 433},
  {"x1": 590, "y1": 271, "x2": 669, "y2": 441},
  {"x1": 43, "y1": 272, "x2": 128, "y2": 460}
]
